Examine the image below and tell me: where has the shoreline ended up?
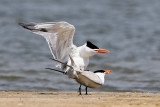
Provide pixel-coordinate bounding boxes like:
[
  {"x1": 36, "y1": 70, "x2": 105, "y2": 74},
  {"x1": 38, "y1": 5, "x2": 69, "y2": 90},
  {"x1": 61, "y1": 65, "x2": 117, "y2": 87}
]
[{"x1": 0, "y1": 91, "x2": 160, "y2": 107}]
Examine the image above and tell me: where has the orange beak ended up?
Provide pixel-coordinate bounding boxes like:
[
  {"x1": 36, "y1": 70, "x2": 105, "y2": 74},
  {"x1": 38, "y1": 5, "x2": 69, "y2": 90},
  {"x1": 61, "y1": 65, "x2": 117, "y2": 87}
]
[
  {"x1": 105, "y1": 70, "x2": 112, "y2": 74},
  {"x1": 96, "y1": 48, "x2": 110, "y2": 54}
]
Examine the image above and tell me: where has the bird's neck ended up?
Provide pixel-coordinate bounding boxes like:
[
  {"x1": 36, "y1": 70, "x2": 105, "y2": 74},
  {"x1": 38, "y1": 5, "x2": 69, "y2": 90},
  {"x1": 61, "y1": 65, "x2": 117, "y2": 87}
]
[
  {"x1": 78, "y1": 46, "x2": 90, "y2": 58},
  {"x1": 95, "y1": 73, "x2": 105, "y2": 84}
]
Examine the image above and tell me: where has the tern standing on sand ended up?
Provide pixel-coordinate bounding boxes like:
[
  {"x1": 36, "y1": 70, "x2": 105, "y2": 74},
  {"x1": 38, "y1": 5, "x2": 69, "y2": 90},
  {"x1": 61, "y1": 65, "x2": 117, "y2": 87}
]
[
  {"x1": 19, "y1": 21, "x2": 110, "y2": 73},
  {"x1": 47, "y1": 56, "x2": 112, "y2": 95}
]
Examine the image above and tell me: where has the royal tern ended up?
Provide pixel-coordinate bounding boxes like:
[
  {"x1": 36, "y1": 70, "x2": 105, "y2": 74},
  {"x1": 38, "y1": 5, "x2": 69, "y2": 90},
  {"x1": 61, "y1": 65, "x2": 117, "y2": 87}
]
[
  {"x1": 46, "y1": 56, "x2": 112, "y2": 95},
  {"x1": 19, "y1": 21, "x2": 110, "y2": 72}
]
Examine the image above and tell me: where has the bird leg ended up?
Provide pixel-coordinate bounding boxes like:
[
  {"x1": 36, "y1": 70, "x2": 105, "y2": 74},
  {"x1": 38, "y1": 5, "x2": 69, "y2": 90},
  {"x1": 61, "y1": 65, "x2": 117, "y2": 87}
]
[
  {"x1": 79, "y1": 85, "x2": 81, "y2": 95},
  {"x1": 85, "y1": 86, "x2": 88, "y2": 95}
]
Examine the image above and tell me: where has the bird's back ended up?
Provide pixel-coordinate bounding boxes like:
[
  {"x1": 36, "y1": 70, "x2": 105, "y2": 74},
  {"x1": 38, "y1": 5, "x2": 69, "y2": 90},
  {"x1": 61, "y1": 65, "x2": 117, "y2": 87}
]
[{"x1": 75, "y1": 71, "x2": 102, "y2": 88}]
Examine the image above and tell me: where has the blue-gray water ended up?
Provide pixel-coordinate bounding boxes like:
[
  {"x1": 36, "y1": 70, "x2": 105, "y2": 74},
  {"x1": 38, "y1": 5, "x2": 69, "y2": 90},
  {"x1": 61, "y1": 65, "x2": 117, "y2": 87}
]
[{"x1": 0, "y1": 0, "x2": 160, "y2": 93}]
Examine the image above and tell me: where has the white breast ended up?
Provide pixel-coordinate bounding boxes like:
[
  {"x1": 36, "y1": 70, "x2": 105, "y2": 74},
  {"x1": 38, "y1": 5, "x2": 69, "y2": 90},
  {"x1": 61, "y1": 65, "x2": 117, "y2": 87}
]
[
  {"x1": 72, "y1": 56, "x2": 88, "y2": 70},
  {"x1": 68, "y1": 45, "x2": 89, "y2": 71},
  {"x1": 95, "y1": 73, "x2": 105, "y2": 85}
]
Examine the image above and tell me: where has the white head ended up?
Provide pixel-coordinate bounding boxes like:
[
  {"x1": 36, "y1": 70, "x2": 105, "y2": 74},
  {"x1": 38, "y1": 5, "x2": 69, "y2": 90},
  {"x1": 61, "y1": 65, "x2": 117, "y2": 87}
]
[
  {"x1": 79, "y1": 41, "x2": 110, "y2": 58},
  {"x1": 94, "y1": 70, "x2": 112, "y2": 84}
]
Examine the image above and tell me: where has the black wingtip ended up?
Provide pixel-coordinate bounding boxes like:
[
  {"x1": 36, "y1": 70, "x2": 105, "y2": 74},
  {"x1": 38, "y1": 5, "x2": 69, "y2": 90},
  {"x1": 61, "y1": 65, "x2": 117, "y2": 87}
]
[
  {"x1": 49, "y1": 58, "x2": 73, "y2": 69},
  {"x1": 18, "y1": 22, "x2": 26, "y2": 28},
  {"x1": 18, "y1": 22, "x2": 24, "y2": 26},
  {"x1": 18, "y1": 22, "x2": 36, "y2": 30},
  {"x1": 45, "y1": 68, "x2": 65, "y2": 74}
]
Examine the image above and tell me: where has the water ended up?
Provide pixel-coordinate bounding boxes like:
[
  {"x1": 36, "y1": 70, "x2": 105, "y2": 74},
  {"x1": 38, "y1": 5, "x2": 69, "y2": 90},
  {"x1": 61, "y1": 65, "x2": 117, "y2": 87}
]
[{"x1": 0, "y1": 0, "x2": 160, "y2": 93}]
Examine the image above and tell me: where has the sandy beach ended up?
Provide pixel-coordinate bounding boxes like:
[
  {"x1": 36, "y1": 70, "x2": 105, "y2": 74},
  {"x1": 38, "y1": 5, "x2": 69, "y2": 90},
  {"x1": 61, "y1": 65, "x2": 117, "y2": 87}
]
[{"x1": 0, "y1": 91, "x2": 159, "y2": 107}]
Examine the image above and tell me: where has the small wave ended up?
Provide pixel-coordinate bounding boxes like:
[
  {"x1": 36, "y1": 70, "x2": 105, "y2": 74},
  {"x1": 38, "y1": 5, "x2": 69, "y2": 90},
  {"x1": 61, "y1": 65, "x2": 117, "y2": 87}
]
[{"x1": 0, "y1": 75, "x2": 24, "y2": 81}]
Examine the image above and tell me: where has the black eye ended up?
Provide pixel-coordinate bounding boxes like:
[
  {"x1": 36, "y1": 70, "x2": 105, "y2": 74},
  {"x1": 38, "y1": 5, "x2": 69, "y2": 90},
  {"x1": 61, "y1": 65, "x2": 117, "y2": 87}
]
[{"x1": 86, "y1": 41, "x2": 99, "y2": 49}]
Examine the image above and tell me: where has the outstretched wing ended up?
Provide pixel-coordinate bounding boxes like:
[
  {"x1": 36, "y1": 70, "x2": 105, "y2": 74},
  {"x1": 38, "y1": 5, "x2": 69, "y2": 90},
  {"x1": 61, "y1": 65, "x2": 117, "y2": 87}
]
[{"x1": 19, "y1": 21, "x2": 75, "y2": 69}]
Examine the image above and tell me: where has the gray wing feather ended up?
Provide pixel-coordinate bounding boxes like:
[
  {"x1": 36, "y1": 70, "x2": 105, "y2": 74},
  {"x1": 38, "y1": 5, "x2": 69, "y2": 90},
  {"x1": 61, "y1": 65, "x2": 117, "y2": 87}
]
[{"x1": 19, "y1": 22, "x2": 75, "y2": 69}]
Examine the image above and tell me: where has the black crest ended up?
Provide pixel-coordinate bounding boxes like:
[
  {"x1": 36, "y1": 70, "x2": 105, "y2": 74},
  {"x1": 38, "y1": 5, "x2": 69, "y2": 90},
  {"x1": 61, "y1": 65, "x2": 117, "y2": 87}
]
[
  {"x1": 86, "y1": 41, "x2": 99, "y2": 49},
  {"x1": 94, "y1": 70, "x2": 105, "y2": 73}
]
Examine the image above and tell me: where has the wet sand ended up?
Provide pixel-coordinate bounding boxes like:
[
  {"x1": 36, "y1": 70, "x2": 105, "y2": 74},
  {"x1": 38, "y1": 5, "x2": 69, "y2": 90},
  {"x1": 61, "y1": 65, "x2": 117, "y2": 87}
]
[{"x1": 0, "y1": 91, "x2": 160, "y2": 107}]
